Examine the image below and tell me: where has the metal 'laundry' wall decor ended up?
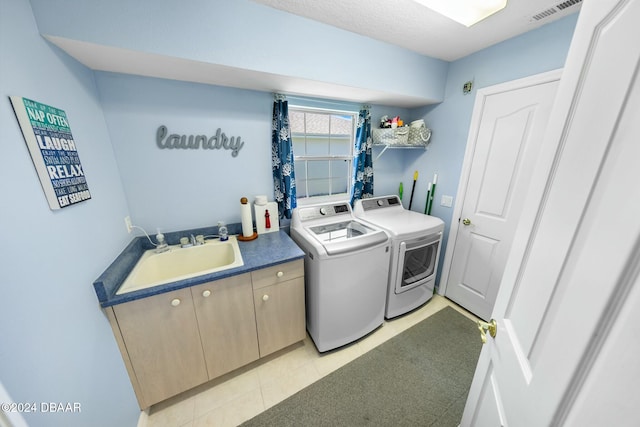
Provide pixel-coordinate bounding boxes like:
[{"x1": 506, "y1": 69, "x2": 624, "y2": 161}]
[{"x1": 156, "y1": 125, "x2": 245, "y2": 157}]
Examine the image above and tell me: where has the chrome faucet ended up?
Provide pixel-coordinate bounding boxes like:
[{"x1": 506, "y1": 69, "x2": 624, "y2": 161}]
[
  {"x1": 191, "y1": 234, "x2": 205, "y2": 245},
  {"x1": 180, "y1": 234, "x2": 204, "y2": 248}
]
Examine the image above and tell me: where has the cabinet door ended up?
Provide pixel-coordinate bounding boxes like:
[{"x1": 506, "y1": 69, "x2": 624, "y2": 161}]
[
  {"x1": 192, "y1": 274, "x2": 259, "y2": 379},
  {"x1": 113, "y1": 288, "x2": 208, "y2": 408},
  {"x1": 253, "y1": 277, "x2": 306, "y2": 357}
]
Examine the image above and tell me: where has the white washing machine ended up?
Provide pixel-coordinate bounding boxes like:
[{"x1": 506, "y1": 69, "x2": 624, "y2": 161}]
[
  {"x1": 354, "y1": 195, "x2": 444, "y2": 319},
  {"x1": 290, "y1": 202, "x2": 390, "y2": 352}
]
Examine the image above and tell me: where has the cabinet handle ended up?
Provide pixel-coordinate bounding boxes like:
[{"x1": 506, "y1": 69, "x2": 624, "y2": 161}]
[
  {"x1": 276, "y1": 271, "x2": 284, "y2": 278},
  {"x1": 262, "y1": 294, "x2": 269, "y2": 302},
  {"x1": 171, "y1": 298, "x2": 181, "y2": 307},
  {"x1": 202, "y1": 290, "x2": 211, "y2": 298}
]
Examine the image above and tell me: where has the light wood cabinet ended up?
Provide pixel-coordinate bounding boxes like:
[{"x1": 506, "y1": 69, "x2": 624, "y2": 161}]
[
  {"x1": 111, "y1": 288, "x2": 208, "y2": 408},
  {"x1": 106, "y1": 259, "x2": 305, "y2": 409},
  {"x1": 191, "y1": 273, "x2": 259, "y2": 379},
  {"x1": 252, "y1": 260, "x2": 306, "y2": 357}
]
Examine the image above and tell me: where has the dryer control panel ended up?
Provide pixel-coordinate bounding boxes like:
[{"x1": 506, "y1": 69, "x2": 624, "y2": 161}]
[{"x1": 357, "y1": 195, "x2": 402, "y2": 212}]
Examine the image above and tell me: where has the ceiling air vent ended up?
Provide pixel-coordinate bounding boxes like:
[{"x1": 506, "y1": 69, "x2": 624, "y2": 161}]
[{"x1": 531, "y1": 0, "x2": 582, "y2": 22}]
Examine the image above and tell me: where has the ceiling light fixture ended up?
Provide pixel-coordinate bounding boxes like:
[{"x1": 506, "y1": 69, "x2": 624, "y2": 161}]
[{"x1": 413, "y1": 0, "x2": 508, "y2": 27}]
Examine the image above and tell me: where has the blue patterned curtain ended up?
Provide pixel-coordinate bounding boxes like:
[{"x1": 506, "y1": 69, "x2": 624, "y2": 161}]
[
  {"x1": 350, "y1": 107, "x2": 374, "y2": 205},
  {"x1": 272, "y1": 94, "x2": 297, "y2": 219}
]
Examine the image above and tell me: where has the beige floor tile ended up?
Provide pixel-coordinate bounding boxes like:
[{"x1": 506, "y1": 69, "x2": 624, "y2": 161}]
[
  {"x1": 355, "y1": 322, "x2": 399, "y2": 353},
  {"x1": 193, "y1": 370, "x2": 261, "y2": 418},
  {"x1": 254, "y1": 339, "x2": 317, "y2": 386},
  {"x1": 312, "y1": 340, "x2": 364, "y2": 377},
  {"x1": 260, "y1": 361, "x2": 322, "y2": 409},
  {"x1": 147, "y1": 395, "x2": 195, "y2": 427},
  {"x1": 193, "y1": 388, "x2": 264, "y2": 427}
]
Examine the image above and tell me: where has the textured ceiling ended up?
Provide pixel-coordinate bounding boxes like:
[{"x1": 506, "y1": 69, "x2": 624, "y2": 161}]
[{"x1": 251, "y1": 0, "x2": 582, "y2": 61}]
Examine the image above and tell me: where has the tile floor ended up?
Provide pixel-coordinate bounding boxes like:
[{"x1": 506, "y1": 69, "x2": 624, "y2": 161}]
[{"x1": 139, "y1": 295, "x2": 480, "y2": 427}]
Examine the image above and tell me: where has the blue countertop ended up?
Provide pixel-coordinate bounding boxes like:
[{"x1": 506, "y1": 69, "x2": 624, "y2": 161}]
[{"x1": 93, "y1": 229, "x2": 305, "y2": 308}]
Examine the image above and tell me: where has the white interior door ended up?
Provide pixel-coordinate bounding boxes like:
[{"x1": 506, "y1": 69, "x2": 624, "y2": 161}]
[
  {"x1": 443, "y1": 71, "x2": 560, "y2": 320},
  {"x1": 0, "y1": 380, "x2": 28, "y2": 427},
  {"x1": 461, "y1": 0, "x2": 640, "y2": 425}
]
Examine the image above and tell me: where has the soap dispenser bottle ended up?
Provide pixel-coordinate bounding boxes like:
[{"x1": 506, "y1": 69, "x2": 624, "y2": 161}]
[
  {"x1": 155, "y1": 229, "x2": 169, "y2": 253},
  {"x1": 218, "y1": 221, "x2": 228, "y2": 241}
]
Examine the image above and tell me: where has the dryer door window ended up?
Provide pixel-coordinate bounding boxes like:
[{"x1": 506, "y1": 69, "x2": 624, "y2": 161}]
[{"x1": 396, "y1": 233, "x2": 441, "y2": 293}]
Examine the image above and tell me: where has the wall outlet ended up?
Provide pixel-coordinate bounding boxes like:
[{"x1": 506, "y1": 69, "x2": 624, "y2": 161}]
[
  {"x1": 441, "y1": 195, "x2": 454, "y2": 208},
  {"x1": 124, "y1": 216, "x2": 133, "y2": 233}
]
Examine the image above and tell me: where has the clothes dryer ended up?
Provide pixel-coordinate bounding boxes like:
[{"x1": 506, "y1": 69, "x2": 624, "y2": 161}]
[{"x1": 354, "y1": 195, "x2": 444, "y2": 319}]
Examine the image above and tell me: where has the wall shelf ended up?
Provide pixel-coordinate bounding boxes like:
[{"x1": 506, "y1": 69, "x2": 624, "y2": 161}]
[
  {"x1": 372, "y1": 143, "x2": 427, "y2": 160},
  {"x1": 372, "y1": 127, "x2": 431, "y2": 160}
]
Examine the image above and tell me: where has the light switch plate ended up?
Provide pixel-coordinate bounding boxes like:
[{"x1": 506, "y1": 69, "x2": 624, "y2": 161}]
[{"x1": 441, "y1": 195, "x2": 453, "y2": 208}]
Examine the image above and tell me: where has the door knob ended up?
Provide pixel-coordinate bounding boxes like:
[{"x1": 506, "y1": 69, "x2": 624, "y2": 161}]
[
  {"x1": 462, "y1": 218, "x2": 472, "y2": 226},
  {"x1": 477, "y1": 319, "x2": 497, "y2": 344}
]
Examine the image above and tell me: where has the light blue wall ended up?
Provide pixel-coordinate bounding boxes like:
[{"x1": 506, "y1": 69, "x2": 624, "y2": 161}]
[
  {"x1": 405, "y1": 13, "x2": 580, "y2": 286},
  {"x1": 0, "y1": 1, "x2": 139, "y2": 426},
  {"x1": 96, "y1": 74, "x2": 414, "y2": 232},
  {"x1": 28, "y1": 0, "x2": 449, "y2": 104},
  {"x1": 96, "y1": 72, "x2": 274, "y2": 231}
]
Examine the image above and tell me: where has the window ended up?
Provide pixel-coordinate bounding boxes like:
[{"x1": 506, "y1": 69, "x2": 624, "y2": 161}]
[{"x1": 290, "y1": 107, "x2": 357, "y2": 203}]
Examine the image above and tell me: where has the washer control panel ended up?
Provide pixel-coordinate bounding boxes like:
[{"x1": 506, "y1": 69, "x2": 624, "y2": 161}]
[{"x1": 297, "y1": 203, "x2": 352, "y2": 221}]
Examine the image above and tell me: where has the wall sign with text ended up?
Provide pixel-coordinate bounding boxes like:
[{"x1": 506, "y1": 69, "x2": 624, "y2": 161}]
[
  {"x1": 156, "y1": 125, "x2": 245, "y2": 157},
  {"x1": 10, "y1": 96, "x2": 91, "y2": 210}
]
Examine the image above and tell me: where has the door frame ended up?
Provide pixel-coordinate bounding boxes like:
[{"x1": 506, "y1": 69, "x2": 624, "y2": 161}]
[
  {"x1": 0, "y1": 379, "x2": 28, "y2": 427},
  {"x1": 438, "y1": 68, "x2": 563, "y2": 296}
]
